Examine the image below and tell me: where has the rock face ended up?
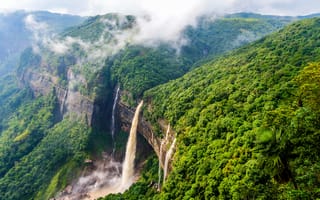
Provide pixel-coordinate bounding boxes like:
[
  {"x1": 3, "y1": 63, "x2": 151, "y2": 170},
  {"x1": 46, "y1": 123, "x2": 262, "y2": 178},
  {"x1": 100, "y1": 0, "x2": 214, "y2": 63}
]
[
  {"x1": 20, "y1": 68, "x2": 94, "y2": 125},
  {"x1": 20, "y1": 66, "x2": 175, "y2": 170},
  {"x1": 118, "y1": 101, "x2": 176, "y2": 169}
]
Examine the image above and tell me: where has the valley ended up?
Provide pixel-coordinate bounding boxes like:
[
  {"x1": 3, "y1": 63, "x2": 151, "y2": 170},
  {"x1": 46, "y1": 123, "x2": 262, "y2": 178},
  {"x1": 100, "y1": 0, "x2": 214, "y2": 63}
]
[{"x1": 0, "y1": 8, "x2": 319, "y2": 200}]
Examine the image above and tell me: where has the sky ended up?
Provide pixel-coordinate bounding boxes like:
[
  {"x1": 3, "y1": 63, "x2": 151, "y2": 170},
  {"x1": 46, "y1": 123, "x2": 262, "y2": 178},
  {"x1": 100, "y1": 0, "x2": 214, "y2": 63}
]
[{"x1": 0, "y1": 0, "x2": 319, "y2": 17}]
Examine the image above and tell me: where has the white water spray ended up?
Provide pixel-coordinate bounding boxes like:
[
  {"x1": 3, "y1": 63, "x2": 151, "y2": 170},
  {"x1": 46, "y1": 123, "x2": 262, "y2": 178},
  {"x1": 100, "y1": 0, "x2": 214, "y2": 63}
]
[
  {"x1": 158, "y1": 124, "x2": 171, "y2": 190},
  {"x1": 121, "y1": 101, "x2": 143, "y2": 188},
  {"x1": 56, "y1": 101, "x2": 144, "y2": 200},
  {"x1": 111, "y1": 87, "x2": 120, "y2": 155},
  {"x1": 55, "y1": 156, "x2": 122, "y2": 200},
  {"x1": 163, "y1": 138, "x2": 176, "y2": 184},
  {"x1": 165, "y1": 124, "x2": 170, "y2": 141},
  {"x1": 158, "y1": 141, "x2": 164, "y2": 191}
]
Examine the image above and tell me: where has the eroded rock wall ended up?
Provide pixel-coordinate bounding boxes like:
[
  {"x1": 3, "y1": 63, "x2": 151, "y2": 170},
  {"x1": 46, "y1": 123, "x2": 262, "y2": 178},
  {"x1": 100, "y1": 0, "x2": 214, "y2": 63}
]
[{"x1": 20, "y1": 69, "x2": 94, "y2": 125}]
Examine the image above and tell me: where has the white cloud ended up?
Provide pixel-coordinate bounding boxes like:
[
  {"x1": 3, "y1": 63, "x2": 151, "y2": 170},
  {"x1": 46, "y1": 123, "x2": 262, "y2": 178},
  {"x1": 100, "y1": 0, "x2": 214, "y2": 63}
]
[
  {"x1": 25, "y1": 14, "x2": 80, "y2": 54},
  {"x1": 24, "y1": 13, "x2": 138, "y2": 63}
]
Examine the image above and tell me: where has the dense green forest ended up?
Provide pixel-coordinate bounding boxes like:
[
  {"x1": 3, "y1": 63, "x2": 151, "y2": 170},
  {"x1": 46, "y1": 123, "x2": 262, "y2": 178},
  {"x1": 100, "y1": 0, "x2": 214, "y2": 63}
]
[
  {"x1": 140, "y1": 17, "x2": 320, "y2": 199},
  {"x1": 0, "y1": 87, "x2": 92, "y2": 199},
  {"x1": 1, "y1": 11, "x2": 320, "y2": 200}
]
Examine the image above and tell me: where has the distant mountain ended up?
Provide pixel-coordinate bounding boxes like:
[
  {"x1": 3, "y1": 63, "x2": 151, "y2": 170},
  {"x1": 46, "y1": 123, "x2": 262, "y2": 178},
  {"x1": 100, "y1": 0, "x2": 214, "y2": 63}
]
[
  {"x1": 298, "y1": 13, "x2": 320, "y2": 19},
  {"x1": 0, "y1": 10, "x2": 85, "y2": 74}
]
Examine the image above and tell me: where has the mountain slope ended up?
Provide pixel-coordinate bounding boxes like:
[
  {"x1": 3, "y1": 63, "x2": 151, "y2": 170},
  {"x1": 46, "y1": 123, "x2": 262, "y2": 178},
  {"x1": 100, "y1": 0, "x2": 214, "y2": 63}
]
[
  {"x1": 107, "y1": 13, "x2": 296, "y2": 100},
  {"x1": 143, "y1": 17, "x2": 320, "y2": 199},
  {"x1": 180, "y1": 12, "x2": 293, "y2": 67}
]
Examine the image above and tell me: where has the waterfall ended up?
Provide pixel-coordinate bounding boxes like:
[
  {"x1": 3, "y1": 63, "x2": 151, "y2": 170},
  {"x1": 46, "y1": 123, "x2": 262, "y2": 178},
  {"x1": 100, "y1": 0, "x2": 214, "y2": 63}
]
[
  {"x1": 121, "y1": 101, "x2": 143, "y2": 189},
  {"x1": 158, "y1": 124, "x2": 170, "y2": 191},
  {"x1": 111, "y1": 87, "x2": 120, "y2": 155},
  {"x1": 56, "y1": 101, "x2": 143, "y2": 199},
  {"x1": 165, "y1": 124, "x2": 170, "y2": 141},
  {"x1": 158, "y1": 141, "x2": 164, "y2": 191},
  {"x1": 163, "y1": 138, "x2": 176, "y2": 184}
]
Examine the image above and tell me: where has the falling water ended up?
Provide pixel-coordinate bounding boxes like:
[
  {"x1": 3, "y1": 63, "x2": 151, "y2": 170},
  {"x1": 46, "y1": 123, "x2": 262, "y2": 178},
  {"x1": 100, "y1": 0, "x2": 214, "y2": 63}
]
[
  {"x1": 158, "y1": 141, "x2": 164, "y2": 191},
  {"x1": 55, "y1": 101, "x2": 144, "y2": 200},
  {"x1": 111, "y1": 87, "x2": 120, "y2": 155},
  {"x1": 158, "y1": 124, "x2": 170, "y2": 191},
  {"x1": 165, "y1": 124, "x2": 170, "y2": 141},
  {"x1": 121, "y1": 101, "x2": 143, "y2": 188},
  {"x1": 163, "y1": 138, "x2": 176, "y2": 184}
]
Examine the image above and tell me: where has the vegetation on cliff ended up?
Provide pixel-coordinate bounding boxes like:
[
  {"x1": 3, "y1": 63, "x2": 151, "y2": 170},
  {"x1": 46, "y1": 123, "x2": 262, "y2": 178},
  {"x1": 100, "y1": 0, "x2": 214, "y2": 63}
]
[
  {"x1": 142, "y1": 17, "x2": 320, "y2": 199},
  {"x1": 0, "y1": 88, "x2": 92, "y2": 199},
  {"x1": 108, "y1": 13, "x2": 294, "y2": 100}
]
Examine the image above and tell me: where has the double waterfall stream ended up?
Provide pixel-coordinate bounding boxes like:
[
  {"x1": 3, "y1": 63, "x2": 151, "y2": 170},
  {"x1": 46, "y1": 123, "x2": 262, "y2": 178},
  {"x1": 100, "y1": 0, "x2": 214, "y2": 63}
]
[
  {"x1": 57, "y1": 100, "x2": 143, "y2": 200},
  {"x1": 157, "y1": 124, "x2": 176, "y2": 191}
]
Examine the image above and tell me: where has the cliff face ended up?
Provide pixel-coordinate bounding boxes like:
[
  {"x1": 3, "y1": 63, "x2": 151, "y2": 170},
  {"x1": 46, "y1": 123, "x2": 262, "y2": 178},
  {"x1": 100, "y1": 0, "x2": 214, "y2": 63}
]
[
  {"x1": 118, "y1": 100, "x2": 176, "y2": 169},
  {"x1": 20, "y1": 68, "x2": 94, "y2": 125},
  {"x1": 20, "y1": 64, "x2": 175, "y2": 169}
]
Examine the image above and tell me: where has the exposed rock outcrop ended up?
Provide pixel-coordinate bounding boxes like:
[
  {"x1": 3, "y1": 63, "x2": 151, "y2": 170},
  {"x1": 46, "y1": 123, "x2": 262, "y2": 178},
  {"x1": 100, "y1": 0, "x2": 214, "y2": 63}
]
[
  {"x1": 118, "y1": 100, "x2": 176, "y2": 169},
  {"x1": 20, "y1": 68, "x2": 94, "y2": 125},
  {"x1": 20, "y1": 65, "x2": 175, "y2": 171}
]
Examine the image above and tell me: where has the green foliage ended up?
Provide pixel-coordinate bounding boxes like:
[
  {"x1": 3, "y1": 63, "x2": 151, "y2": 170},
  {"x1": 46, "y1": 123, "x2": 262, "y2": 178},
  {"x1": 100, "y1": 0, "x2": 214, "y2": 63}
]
[
  {"x1": 62, "y1": 13, "x2": 135, "y2": 42},
  {"x1": 0, "y1": 79, "x2": 92, "y2": 199},
  {"x1": 0, "y1": 118, "x2": 91, "y2": 200},
  {"x1": 0, "y1": 92, "x2": 56, "y2": 177},
  {"x1": 294, "y1": 62, "x2": 320, "y2": 111},
  {"x1": 180, "y1": 13, "x2": 292, "y2": 67},
  {"x1": 17, "y1": 47, "x2": 41, "y2": 73},
  {"x1": 35, "y1": 160, "x2": 81, "y2": 200},
  {"x1": 0, "y1": 74, "x2": 32, "y2": 128},
  {"x1": 19, "y1": 12, "x2": 294, "y2": 105},
  {"x1": 109, "y1": 45, "x2": 184, "y2": 99},
  {"x1": 143, "y1": 18, "x2": 320, "y2": 199},
  {"x1": 108, "y1": 14, "x2": 294, "y2": 100}
]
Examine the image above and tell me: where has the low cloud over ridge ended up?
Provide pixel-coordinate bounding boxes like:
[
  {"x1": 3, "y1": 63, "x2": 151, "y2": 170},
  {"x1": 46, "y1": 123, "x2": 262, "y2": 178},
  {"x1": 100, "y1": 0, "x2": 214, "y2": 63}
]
[{"x1": 21, "y1": 0, "x2": 320, "y2": 62}]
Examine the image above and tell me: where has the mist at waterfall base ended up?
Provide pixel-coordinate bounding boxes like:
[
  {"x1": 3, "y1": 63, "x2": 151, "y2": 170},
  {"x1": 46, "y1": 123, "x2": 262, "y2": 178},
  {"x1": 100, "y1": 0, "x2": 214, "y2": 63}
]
[
  {"x1": 56, "y1": 156, "x2": 123, "y2": 200},
  {"x1": 56, "y1": 101, "x2": 143, "y2": 200}
]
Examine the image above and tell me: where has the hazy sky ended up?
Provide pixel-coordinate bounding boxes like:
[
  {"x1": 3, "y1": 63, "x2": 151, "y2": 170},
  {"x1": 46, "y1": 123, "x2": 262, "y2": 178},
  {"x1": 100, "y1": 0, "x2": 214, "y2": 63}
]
[{"x1": 0, "y1": 0, "x2": 319, "y2": 17}]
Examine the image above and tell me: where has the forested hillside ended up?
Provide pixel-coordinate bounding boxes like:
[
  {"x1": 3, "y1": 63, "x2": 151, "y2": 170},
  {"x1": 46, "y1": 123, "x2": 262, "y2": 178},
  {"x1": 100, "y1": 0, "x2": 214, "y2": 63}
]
[
  {"x1": 140, "y1": 17, "x2": 320, "y2": 199},
  {"x1": 107, "y1": 13, "x2": 294, "y2": 100}
]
